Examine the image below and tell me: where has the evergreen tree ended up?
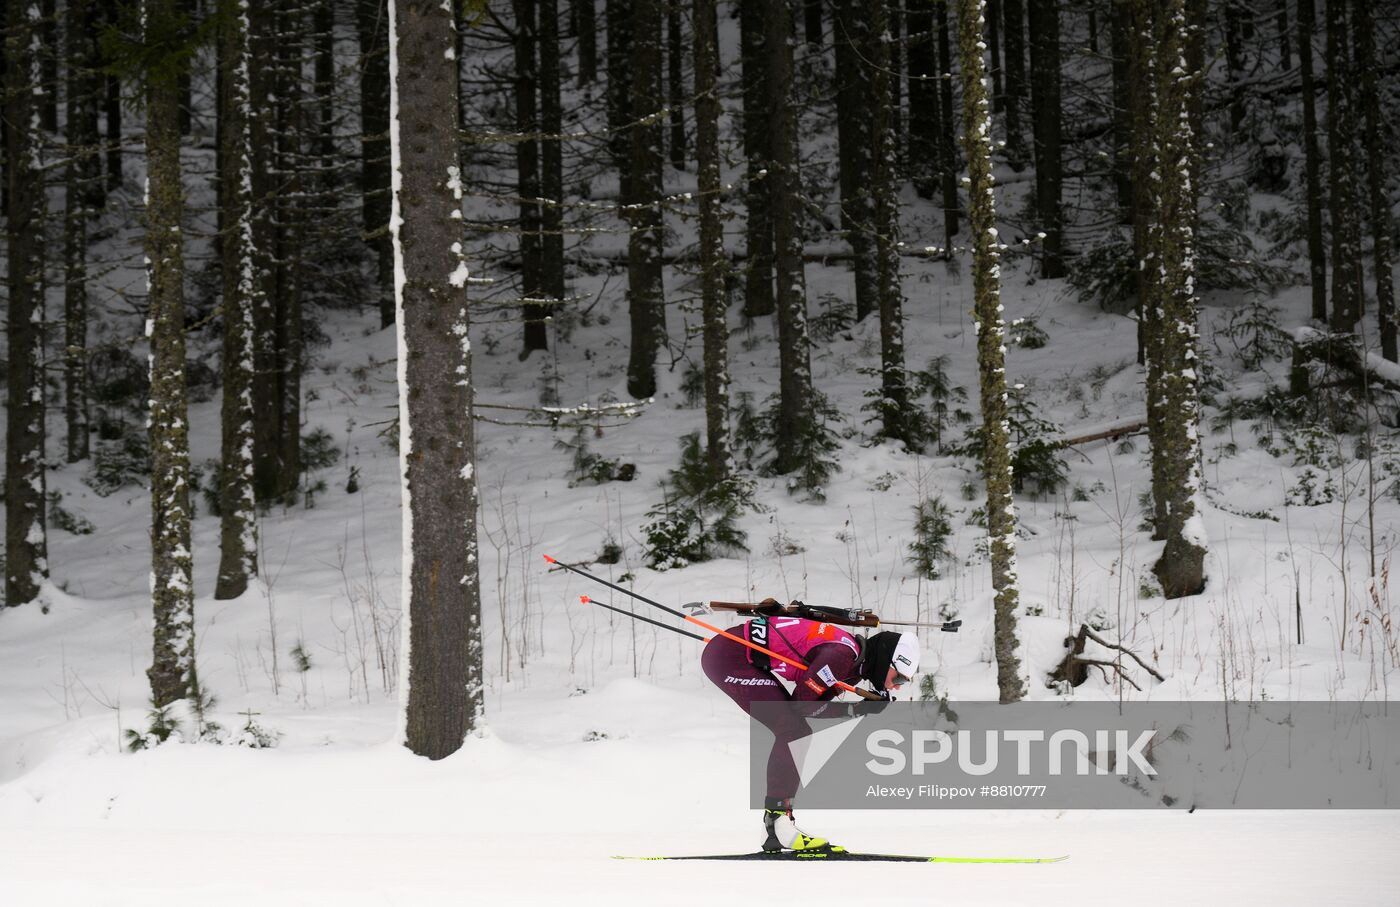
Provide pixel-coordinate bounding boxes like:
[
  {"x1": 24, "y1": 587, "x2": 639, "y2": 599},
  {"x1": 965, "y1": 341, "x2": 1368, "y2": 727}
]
[
  {"x1": 935, "y1": 0, "x2": 959, "y2": 246},
  {"x1": 666, "y1": 0, "x2": 685, "y2": 170},
  {"x1": 739, "y1": 0, "x2": 775, "y2": 318},
  {"x1": 1297, "y1": 0, "x2": 1326, "y2": 323},
  {"x1": 872, "y1": 0, "x2": 913, "y2": 447},
  {"x1": 539, "y1": 0, "x2": 567, "y2": 317},
  {"x1": 1353, "y1": 0, "x2": 1394, "y2": 362},
  {"x1": 1324, "y1": 0, "x2": 1362, "y2": 333},
  {"x1": 625, "y1": 0, "x2": 666, "y2": 399},
  {"x1": 693, "y1": 0, "x2": 730, "y2": 478},
  {"x1": 767, "y1": 0, "x2": 815, "y2": 474},
  {"x1": 65, "y1": 0, "x2": 102, "y2": 464},
  {"x1": 957, "y1": 0, "x2": 1024, "y2": 703},
  {"x1": 4, "y1": 0, "x2": 49, "y2": 607},
  {"x1": 1146, "y1": 0, "x2": 1206, "y2": 599},
  {"x1": 216, "y1": 0, "x2": 260, "y2": 601},
  {"x1": 833, "y1": 0, "x2": 876, "y2": 318},
  {"x1": 358, "y1": 0, "x2": 395, "y2": 327},
  {"x1": 143, "y1": 0, "x2": 198, "y2": 705},
  {"x1": 391, "y1": 0, "x2": 485, "y2": 759},
  {"x1": 1026, "y1": 0, "x2": 1064, "y2": 278},
  {"x1": 515, "y1": 0, "x2": 546, "y2": 355},
  {"x1": 1000, "y1": 0, "x2": 1026, "y2": 169},
  {"x1": 576, "y1": 0, "x2": 597, "y2": 86}
]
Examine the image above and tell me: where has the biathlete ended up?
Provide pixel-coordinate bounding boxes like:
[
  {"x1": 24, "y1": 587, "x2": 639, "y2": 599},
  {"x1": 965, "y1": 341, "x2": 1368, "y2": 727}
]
[{"x1": 701, "y1": 604, "x2": 920, "y2": 853}]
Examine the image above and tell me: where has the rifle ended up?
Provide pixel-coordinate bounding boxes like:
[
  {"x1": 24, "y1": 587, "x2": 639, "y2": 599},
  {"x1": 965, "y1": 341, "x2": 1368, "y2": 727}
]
[{"x1": 691, "y1": 599, "x2": 962, "y2": 633}]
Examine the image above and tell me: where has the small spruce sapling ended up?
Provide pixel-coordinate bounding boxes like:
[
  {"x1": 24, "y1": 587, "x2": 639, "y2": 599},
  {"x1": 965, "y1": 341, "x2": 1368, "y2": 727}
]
[
  {"x1": 907, "y1": 496, "x2": 954, "y2": 580},
  {"x1": 641, "y1": 433, "x2": 758, "y2": 569}
]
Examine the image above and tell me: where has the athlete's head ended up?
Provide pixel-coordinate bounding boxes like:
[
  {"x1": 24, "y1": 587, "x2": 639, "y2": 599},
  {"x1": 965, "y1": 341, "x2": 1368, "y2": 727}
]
[{"x1": 862, "y1": 631, "x2": 921, "y2": 691}]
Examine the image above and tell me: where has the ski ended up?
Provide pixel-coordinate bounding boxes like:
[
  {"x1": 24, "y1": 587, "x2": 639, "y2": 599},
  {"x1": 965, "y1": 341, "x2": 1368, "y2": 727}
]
[{"x1": 613, "y1": 851, "x2": 1069, "y2": 862}]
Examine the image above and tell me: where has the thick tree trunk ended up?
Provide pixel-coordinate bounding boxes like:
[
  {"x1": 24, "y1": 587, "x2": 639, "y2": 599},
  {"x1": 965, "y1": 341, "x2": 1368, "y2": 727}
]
[
  {"x1": 626, "y1": 0, "x2": 666, "y2": 399},
  {"x1": 216, "y1": 0, "x2": 260, "y2": 601},
  {"x1": 250, "y1": 0, "x2": 282, "y2": 503},
  {"x1": 391, "y1": 0, "x2": 486, "y2": 759},
  {"x1": 693, "y1": 0, "x2": 731, "y2": 478},
  {"x1": 576, "y1": 0, "x2": 597, "y2": 86},
  {"x1": 1324, "y1": 0, "x2": 1362, "y2": 334},
  {"x1": 359, "y1": 0, "x2": 395, "y2": 327},
  {"x1": 803, "y1": 0, "x2": 822, "y2": 44},
  {"x1": 1026, "y1": 0, "x2": 1064, "y2": 278},
  {"x1": 1353, "y1": 0, "x2": 1395, "y2": 362},
  {"x1": 740, "y1": 0, "x2": 775, "y2": 318},
  {"x1": 145, "y1": 0, "x2": 197, "y2": 705},
  {"x1": 767, "y1": 0, "x2": 815, "y2": 473},
  {"x1": 4, "y1": 0, "x2": 49, "y2": 607},
  {"x1": 1297, "y1": 0, "x2": 1327, "y2": 323},
  {"x1": 957, "y1": 0, "x2": 1024, "y2": 703},
  {"x1": 834, "y1": 0, "x2": 876, "y2": 318},
  {"x1": 1146, "y1": 0, "x2": 1206, "y2": 600},
  {"x1": 988, "y1": 0, "x2": 1002, "y2": 111}
]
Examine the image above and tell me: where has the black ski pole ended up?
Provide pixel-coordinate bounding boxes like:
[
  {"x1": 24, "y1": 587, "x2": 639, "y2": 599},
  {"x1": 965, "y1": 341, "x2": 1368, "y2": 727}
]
[{"x1": 580, "y1": 594, "x2": 707, "y2": 641}]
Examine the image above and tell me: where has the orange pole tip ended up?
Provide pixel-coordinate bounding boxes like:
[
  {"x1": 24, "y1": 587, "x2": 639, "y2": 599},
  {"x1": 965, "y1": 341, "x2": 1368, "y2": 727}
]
[
  {"x1": 580, "y1": 595, "x2": 591, "y2": 603},
  {"x1": 543, "y1": 554, "x2": 557, "y2": 563}
]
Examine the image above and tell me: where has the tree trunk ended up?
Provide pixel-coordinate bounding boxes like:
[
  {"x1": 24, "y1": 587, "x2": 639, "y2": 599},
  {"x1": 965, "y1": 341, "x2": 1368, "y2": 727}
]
[
  {"x1": 803, "y1": 0, "x2": 822, "y2": 44},
  {"x1": 1296, "y1": 0, "x2": 1327, "y2": 323},
  {"x1": 1276, "y1": 0, "x2": 1291, "y2": 71},
  {"x1": 250, "y1": 0, "x2": 282, "y2": 503},
  {"x1": 1001, "y1": 0, "x2": 1027, "y2": 169},
  {"x1": 65, "y1": 0, "x2": 100, "y2": 464},
  {"x1": 39, "y1": 0, "x2": 58, "y2": 132},
  {"x1": 667, "y1": 0, "x2": 686, "y2": 169},
  {"x1": 103, "y1": 0, "x2": 124, "y2": 191},
  {"x1": 540, "y1": 0, "x2": 567, "y2": 309},
  {"x1": 890, "y1": 4, "x2": 904, "y2": 168},
  {"x1": 693, "y1": 0, "x2": 731, "y2": 478},
  {"x1": 4, "y1": 0, "x2": 49, "y2": 607},
  {"x1": 392, "y1": 0, "x2": 486, "y2": 760},
  {"x1": 605, "y1": 0, "x2": 632, "y2": 162},
  {"x1": 834, "y1": 0, "x2": 876, "y2": 318},
  {"x1": 576, "y1": 0, "x2": 597, "y2": 86},
  {"x1": 740, "y1": 0, "x2": 775, "y2": 318},
  {"x1": 767, "y1": 0, "x2": 815, "y2": 474},
  {"x1": 359, "y1": 0, "x2": 395, "y2": 327},
  {"x1": 145, "y1": 0, "x2": 197, "y2": 705},
  {"x1": 1223, "y1": 0, "x2": 1247, "y2": 132},
  {"x1": 988, "y1": 0, "x2": 1002, "y2": 111},
  {"x1": 957, "y1": 0, "x2": 1024, "y2": 703},
  {"x1": 1146, "y1": 0, "x2": 1206, "y2": 600},
  {"x1": 1026, "y1": 0, "x2": 1064, "y2": 278},
  {"x1": 313, "y1": 0, "x2": 336, "y2": 166},
  {"x1": 872, "y1": 0, "x2": 911, "y2": 447},
  {"x1": 626, "y1": 0, "x2": 666, "y2": 399},
  {"x1": 216, "y1": 0, "x2": 260, "y2": 601},
  {"x1": 274, "y1": 0, "x2": 304, "y2": 504},
  {"x1": 1353, "y1": 0, "x2": 1395, "y2": 362},
  {"x1": 1110, "y1": 0, "x2": 1133, "y2": 222},
  {"x1": 515, "y1": 0, "x2": 547, "y2": 354},
  {"x1": 936, "y1": 0, "x2": 960, "y2": 246},
  {"x1": 1324, "y1": 0, "x2": 1362, "y2": 334},
  {"x1": 907, "y1": 0, "x2": 939, "y2": 200}
]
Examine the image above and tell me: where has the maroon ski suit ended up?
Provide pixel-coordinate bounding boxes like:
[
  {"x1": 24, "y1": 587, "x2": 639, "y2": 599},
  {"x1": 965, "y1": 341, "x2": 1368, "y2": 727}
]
[{"x1": 701, "y1": 617, "x2": 864, "y2": 802}]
